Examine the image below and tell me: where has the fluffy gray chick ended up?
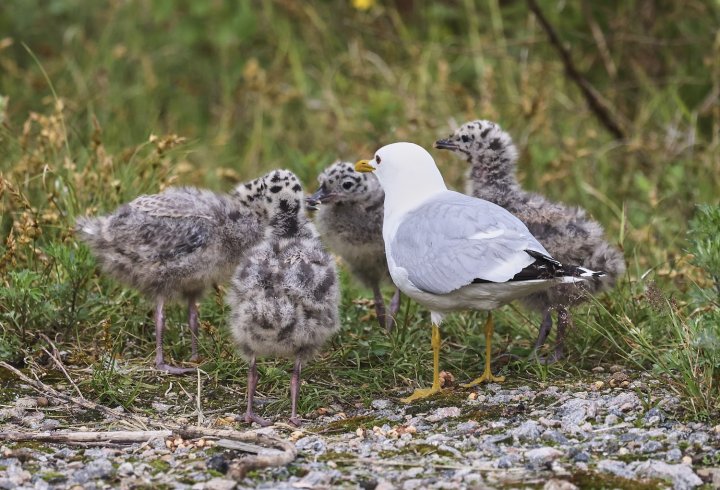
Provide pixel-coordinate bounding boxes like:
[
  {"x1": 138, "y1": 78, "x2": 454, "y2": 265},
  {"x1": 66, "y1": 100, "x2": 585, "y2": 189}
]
[
  {"x1": 227, "y1": 170, "x2": 340, "y2": 427},
  {"x1": 306, "y1": 161, "x2": 401, "y2": 332},
  {"x1": 76, "y1": 173, "x2": 273, "y2": 374},
  {"x1": 435, "y1": 120, "x2": 625, "y2": 361}
]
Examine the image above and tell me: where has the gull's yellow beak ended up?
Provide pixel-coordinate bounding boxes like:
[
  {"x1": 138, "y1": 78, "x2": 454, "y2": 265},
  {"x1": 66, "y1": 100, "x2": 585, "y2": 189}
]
[{"x1": 354, "y1": 159, "x2": 375, "y2": 173}]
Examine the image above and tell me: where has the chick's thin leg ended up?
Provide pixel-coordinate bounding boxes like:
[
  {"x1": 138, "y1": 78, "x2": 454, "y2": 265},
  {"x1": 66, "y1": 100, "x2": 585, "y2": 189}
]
[
  {"x1": 389, "y1": 287, "x2": 401, "y2": 320},
  {"x1": 462, "y1": 312, "x2": 506, "y2": 387},
  {"x1": 372, "y1": 283, "x2": 391, "y2": 332},
  {"x1": 288, "y1": 358, "x2": 302, "y2": 427},
  {"x1": 155, "y1": 298, "x2": 196, "y2": 375},
  {"x1": 245, "y1": 357, "x2": 271, "y2": 427},
  {"x1": 401, "y1": 323, "x2": 443, "y2": 402},
  {"x1": 531, "y1": 309, "x2": 553, "y2": 358},
  {"x1": 548, "y1": 306, "x2": 570, "y2": 363},
  {"x1": 187, "y1": 296, "x2": 200, "y2": 362}
]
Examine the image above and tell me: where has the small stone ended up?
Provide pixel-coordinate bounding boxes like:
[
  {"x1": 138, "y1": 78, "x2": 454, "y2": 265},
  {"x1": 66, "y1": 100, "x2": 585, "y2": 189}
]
[
  {"x1": 40, "y1": 419, "x2": 61, "y2": 431},
  {"x1": 609, "y1": 365, "x2": 623, "y2": 373},
  {"x1": 543, "y1": 479, "x2": 579, "y2": 490},
  {"x1": 572, "y1": 451, "x2": 590, "y2": 463},
  {"x1": 539, "y1": 417, "x2": 560, "y2": 428},
  {"x1": 204, "y1": 477, "x2": 237, "y2": 490},
  {"x1": 688, "y1": 431, "x2": 709, "y2": 446},
  {"x1": 295, "y1": 436, "x2": 326, "y2": 454},
  {"x1": 696, "y1": 468, "x2": 720, "y2": 487},
  {"x1": 86, "y1": 458, "x2": 113, "y2": 480},
  {"x1": 496, "y1": 456, "x2": 515, "y2": 469},
  {"x1": 666, "y1": 448, "x2": 682, "y2": 462},
  {"x1": 634, "y1": 461, "x2": 703, "y2": 489},
  {"x1": 560, "y1": 398, "x2": 597, "y2": 425},
  {"x1": 397, "y1": 425, "x2": 417, "y2": 435},
  {"x1": 642, "y1": 440, "x2": 664, "y2": 453},
  {"x1": 425, "y1": 406, "x2": 461, "y2": 423},
  {"x1": 591, "y1": 366, "x2": 605, "y2": 373},
  {"x1": 207, "y1": 455, "x2": 229, "y2": 474},
  {"x1": 609, "y1": 372, "x2": 631, "y2": 388},
  {"x1": 605, "y1": 414, "x2": 619, "y2": 426},
  {"x1": 15, "y1": 397, "x2": 38, "y2": 409},
  {"x1": 542, "y1": 430, "x2": 568, "y2": 445},
  {"x1": 118, "y1": 462, "x2": 133, "y2": 476},
  {"x1": 525, "y1": 447, "x2": 563, "y2": 468},
  {"x1": 592, "y1": 381, "x2": 604, "y2": 390},
  {"x1": 597, "y1": 459, "x2": 633, "y2": 479},
  {"x1": 682, "y1": 456, "x2": 693, "y2": 465},
  {"x1": 375, "y1": 480, "x2": 395, "y2": 490},
  {"x1": 151, "y1": 402, "x2": 171, "y2": 413},
  {"x1": 453, "y1": 420, "x2": 476, "y2": 433},
  {"x1": 512, "y1": 420, "x2": 542, "y2": 441},
  {"x1": 371, "y1": 399, "x2": 392, "y2": 410}
]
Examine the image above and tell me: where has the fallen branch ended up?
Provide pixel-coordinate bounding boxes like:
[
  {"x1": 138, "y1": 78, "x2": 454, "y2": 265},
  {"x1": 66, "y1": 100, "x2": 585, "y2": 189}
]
[
  {"x1": 527, "y1": 0, "x2": 626, "y2": 140},
  {"x1": 0, "y1": 361, "x2": 297, "y2": 479}
]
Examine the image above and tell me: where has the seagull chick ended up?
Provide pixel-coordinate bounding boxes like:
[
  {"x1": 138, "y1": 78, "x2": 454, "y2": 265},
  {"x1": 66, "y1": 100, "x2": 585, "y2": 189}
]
[
  {"x1": 435, "y1": 120, "x2": 625, "y2": 361},
  {"x1": 355, "y1": 143, "x2": 604, "y2": 402},
  {"x1": 227, "y1": 170, "x2": 340, "y2": 426},
  {"x1": 306, "y1": 161, "x2": 401, "y2": 332},
  {"x1": 76, "y1": 174, "x2": 274, "y2": 374}
]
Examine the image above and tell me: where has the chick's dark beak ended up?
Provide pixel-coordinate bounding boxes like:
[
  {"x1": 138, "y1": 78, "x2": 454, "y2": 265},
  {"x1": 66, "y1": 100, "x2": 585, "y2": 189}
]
[
  {"x1": 304, "y1": 185, "x2": 333, "y2": 211},
  {"x1": 434, "y1": 138, "x2": 458, "y2": 151}
]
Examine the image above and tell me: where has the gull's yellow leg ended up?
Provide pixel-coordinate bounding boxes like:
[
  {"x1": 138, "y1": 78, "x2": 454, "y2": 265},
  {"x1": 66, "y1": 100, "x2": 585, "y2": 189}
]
[
  {"x1": 401, "y1": 323, "x2": 443, "y2": 402},
  {"x1": 462, "y1": 312, "x2": 506, "y2": 387}
]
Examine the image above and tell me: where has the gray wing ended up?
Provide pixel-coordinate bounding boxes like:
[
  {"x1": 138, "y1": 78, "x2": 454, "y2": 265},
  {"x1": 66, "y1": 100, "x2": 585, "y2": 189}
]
[
  {"x1": 390, "y1": 191, "x2": 550, "y2": 295},
  {"x1": 130, "y1": 187, "x2": 217, "y2": 220}
]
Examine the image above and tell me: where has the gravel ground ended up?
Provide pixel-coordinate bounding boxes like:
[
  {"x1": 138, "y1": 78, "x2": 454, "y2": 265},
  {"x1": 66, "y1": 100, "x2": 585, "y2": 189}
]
[{"x1": 1, "y1": 367, "x2": 719, "y2": 489}]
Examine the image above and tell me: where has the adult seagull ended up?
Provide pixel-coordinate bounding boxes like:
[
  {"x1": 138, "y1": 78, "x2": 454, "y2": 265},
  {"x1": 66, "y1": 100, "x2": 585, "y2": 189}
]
[{"x1": 355, "y1": 142, "x2": 604, "y2": 402}]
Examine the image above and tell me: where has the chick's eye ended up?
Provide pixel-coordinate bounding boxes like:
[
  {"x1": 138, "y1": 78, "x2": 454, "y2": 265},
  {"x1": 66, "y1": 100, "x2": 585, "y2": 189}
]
[
  {"x1": 461, "y1": 135, "x2": 470, "y2": 143},
  {"x1": 342, "y1": 181, "x2": 353, "y2": 190}
]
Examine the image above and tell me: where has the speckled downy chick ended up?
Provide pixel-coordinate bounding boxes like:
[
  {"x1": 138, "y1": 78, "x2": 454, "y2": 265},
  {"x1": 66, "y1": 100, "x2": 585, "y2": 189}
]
[
  {"x1": 227, "y1": 170, "x2": 340, "y2": 427},
  {"x1": 435, "y1": 120, "x2": 625, "y2": 361},
  {"x1": 76, "y1": 174, "x2": 274, "y2": 374},
  {"x1": 306, "y1": 161, "x2": 401, "y2": 332}
]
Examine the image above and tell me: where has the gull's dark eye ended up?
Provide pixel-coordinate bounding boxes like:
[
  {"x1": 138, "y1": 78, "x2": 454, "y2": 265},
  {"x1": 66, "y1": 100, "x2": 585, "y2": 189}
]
[
  {"x1": 342, "y1": 181, "x2": 353, "y2": 190},
  {"x1": 376, "y1": 155, "x2": 382, "y2": 164},
  {"x1": 461, "y1": 135, "x2": 470, "y2": 143}
]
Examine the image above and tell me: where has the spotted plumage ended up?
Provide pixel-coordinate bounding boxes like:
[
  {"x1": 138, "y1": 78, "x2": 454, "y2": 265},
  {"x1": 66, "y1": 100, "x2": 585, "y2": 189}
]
[
  {"x1": 306, "y1": 161, "x2": 401, "y2": 332},
  {"x1": 227, "y1": 170, "x2": 340, "y2": 426},
  {"x1": 436, "y1": 120, "x2": 626, "y2": 361},
  {"x1": 76, "y1": 174, "x2": 273, "y2": 374}
]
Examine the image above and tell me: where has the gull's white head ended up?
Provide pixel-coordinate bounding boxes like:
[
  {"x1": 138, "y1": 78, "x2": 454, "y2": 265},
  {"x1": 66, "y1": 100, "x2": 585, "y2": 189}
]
[
  {"x1": 355, "y1": 142, "x2": 446, "y2": 197},
  {"x1": 355, "y1": 142, "x2": 448, "y2": 233}
]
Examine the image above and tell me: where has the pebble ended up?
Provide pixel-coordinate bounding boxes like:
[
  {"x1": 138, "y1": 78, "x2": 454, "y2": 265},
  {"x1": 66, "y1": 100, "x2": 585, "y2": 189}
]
[
  {"x1": 525, "y1": 447, "x2": 563, "y2": 468},
  {"x1": 371, "y1": 399, "x2": 393, "y2": 410}
]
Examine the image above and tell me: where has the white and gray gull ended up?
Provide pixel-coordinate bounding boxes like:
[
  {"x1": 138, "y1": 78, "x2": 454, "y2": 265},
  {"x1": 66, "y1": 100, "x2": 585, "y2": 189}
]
[
  {"x1": 435, "y1": 120, "x2": 625, "y2": 361},
  {"x1": 227, "y1": 170, "x2": 340, "y2": 426},
  {"x1": 306, "y1": 161, "x2": 401, "y2": 332},
  {"x1": 76, "y1": 172, "x2": 275, "y2": 374},
  {"x1": 354, "y1": 142, "x2": 605, "y2": 402}
]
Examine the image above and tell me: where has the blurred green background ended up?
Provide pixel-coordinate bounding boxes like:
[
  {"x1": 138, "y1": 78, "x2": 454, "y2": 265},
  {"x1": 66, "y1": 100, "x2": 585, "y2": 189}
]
[{"x1": 0, "y1": 0, "x2": 719, "y2": 418}]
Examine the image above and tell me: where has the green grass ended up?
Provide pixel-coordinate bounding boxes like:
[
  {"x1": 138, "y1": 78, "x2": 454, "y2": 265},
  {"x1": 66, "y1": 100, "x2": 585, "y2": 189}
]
[{"x1": 0, "y1": 1, "x2": 719, "y2": 420}]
